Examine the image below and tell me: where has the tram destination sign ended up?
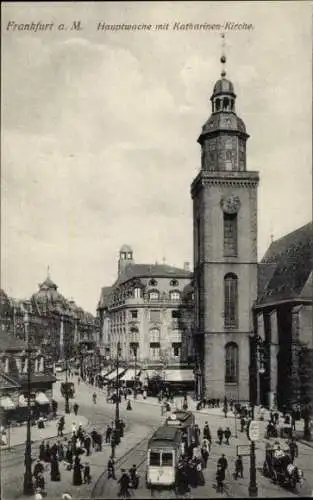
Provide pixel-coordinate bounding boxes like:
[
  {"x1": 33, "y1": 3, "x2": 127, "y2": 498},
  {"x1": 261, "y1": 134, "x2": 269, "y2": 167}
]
[{"x1": 247, "y1": 420, "x2": 260, "y2": 441}]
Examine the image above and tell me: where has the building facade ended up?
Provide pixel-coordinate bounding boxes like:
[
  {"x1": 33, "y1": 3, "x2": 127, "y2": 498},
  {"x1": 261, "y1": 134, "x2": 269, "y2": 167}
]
[
  {"x1": 97, "y1": 245, "x2": 194, "y2": 367},
  {"x1": 191, "y1": 63, "x2": 259, "y2": 401},
  {"x1": 0, "y1": 276, "x2": 99, "y2": 363}
]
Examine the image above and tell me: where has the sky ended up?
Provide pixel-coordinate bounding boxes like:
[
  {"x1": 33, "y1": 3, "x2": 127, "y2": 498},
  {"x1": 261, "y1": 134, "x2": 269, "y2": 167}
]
[{"x1": 1, "y1": 1, "x2": 312, "y2": 314}]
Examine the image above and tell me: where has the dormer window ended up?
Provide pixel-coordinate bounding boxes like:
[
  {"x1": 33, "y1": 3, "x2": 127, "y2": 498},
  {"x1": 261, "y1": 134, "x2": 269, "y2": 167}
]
[
  {"x1": 149, "y1": 279, "x2": 158, "y2": 286},
  {"x1": 170, "y1": 279, "x2": 179, "y2": 287},
  {"x1": 149, "y1": 290, "x2": 159, "y2": 301}
]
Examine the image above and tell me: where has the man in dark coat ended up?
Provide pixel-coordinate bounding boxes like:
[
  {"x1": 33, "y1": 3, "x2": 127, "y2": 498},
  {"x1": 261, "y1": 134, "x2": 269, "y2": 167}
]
[
  {"x1": 218, "y1": 454, "x2": 228, "y2": 472},
  {"x1": 44, "y1": 443, "x2": 51, "y2": 463},
  {"x1": 90, "y1": 429, "x2": 98, "y2": 449},
  {"x1": 240, "y1": 417, "x2": 246, "y2": 433},
  {"x1": 83, "y1": 462, "x2": 91, "y2": 483},
  {"x1": 73, "y1": 455, "x2": 83, "y2": 485},
  {"x1": 201, "y1": 446, "x2": 209, "y2": 469},
  {"x1": 203, "y1": 422, "x2": 212, "y2": 443},
  {"x1": 224, "y1": 427, "x2": 231, "y2": 445},
  {"x1": 234, "y1": 455, "x2": 243, "y2": 479},
  {"x1": 216, "y1": 465, "x2": 225, "y2": 492},
  {"x1": 73, "y1": 403, "x2": 79, "y2": 416},
  {"x1": 84, "y1": 434, "x2": 91, "y2": 456},
  {"x1": 50, "y1": 455, "x2": 61, "y2": 481},
  {"x1": 105, "y1": 424, "x2": 112, "y2": 443},
  {"x1": 194, "y1": 424, "x2": 201, "y2": 446},
  {"x1": 118, "y1": 469, "x2": 130, "y2": 498},
  {"x1": 217, "y1": 427, "x2": 224, "y2": 445},
  {"x1": 107, "y1": 457, "x2": 116, "y2": 479},
  {"x1": 289, "y1": 439, "x2": 299, "y2": 463},
  {"x1": 35, "y1": 472, "x2": 45, "y2": 492},
  {"x1": 39, "y1": 441, "x2": 45, "y2": 461}
]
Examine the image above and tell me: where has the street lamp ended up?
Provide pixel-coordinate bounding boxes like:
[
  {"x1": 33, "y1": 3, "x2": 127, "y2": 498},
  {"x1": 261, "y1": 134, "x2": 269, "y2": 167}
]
[
  {"x1": 114, "y1": 342, "x2": 122, "y2": 445},
  {"x1": 131, "y1": 343, "x2": 138, "y2": 400},
  {"x1": 64, "y1": 357, "x2": 70, "y2": 414},
  {"x1": 248, "y1": 332, "x2": 264, "y2": 498},
  {"x1": 23, "y1": 311, "x2": 33, "y2": 495}
]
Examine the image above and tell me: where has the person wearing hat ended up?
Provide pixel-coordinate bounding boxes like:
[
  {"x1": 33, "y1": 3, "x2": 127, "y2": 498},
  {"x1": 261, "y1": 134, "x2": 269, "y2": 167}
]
[{"x1": 34, "y1": 488, "x2": 43, "y2": 500}]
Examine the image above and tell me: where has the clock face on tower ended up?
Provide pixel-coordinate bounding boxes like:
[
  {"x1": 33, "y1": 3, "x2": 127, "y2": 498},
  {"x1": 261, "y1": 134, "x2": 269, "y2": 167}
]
[{"x1": 220, "y1": 195, "x2": 241, "y2": 214}]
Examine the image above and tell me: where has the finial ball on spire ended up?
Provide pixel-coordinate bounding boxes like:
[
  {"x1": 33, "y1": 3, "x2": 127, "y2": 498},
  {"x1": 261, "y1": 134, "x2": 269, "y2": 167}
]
[{"x1": 220, "y1": 55, "x2": 226, "y2": 65}]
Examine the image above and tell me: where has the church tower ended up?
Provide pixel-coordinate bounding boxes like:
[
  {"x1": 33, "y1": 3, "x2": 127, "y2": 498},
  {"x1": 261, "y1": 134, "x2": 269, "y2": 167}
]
[{"x1": 191, "y1": 40, "x2": 259, "y2": 401}]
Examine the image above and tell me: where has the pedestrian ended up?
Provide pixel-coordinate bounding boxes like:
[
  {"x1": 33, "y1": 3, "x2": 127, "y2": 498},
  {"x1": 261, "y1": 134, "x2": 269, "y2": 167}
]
[
  {"x1": 234, "y1": 455, "x2": 243, "y2": 479},
  {"x1": 105, "y1": 424, "x2": 112, "y2": 444},
  {"x1": 118, "y1": 469, "x2": 130, "y2": 498},
  {"x1": 216, "y1": 464, "x2": 225, "y2": 492},
  {"x1": 288, "y1": 438, "x2": 299, "y2": 463},
  {"x1": 119, "y1": 419, "x2": 125, "y2": 438},
  {"x1": 223, "y1": 405, "x2": 228, "y2": 418},
  {"x1": 92, "y1": 392, "x2": 97, "y2": 404},
  {"x1": 57, "y1": 416, "x2": 65, "y2": 437},
  {"x1": 195, "y1": 457, "x2": 205, "y2": 486},
  {"x1": 107, "y1": 456, "x2": 116, "y2": 479},
  {"x1": 73, "y1": 403, "x2": 79, "y2": 416},
  {"x1": 126, "y1": 400, "x2": 132, "y2": 411},
  {"x1": 34, "y1": 488, "x2": 43, "y2": 500},
  {"x1": 194, "y1": 424, "x2": 201, "y2": 446},
  {"x1": 83, "y1": 462, "x2": 91, "y2": 484},
  {"x1": 224, "y1": 427, "x2": 231, "y2": 445},
  {"x1": 33, "y1": 459, "x2": 44, "y2": 479},
  {"x1": 77, "y1": 377, "x2": 80, "y2": 386},
  {"x1": 57, "y1": 441, "x2": 64, "y2": 461},
  {"x1": 201, "y1": 446, "x2": 209, "y2": 469},
  {"x1": 129, "y1": 464, "x2": 139, "y2": 489},
  {"x1": 217, "y1": 453, "x2": 228, "y2": 473},
  {"x1": 50, "y1": 455, "x2": 61, "y2": 481},
  {"x1": 39, "y1": 441, "x2": 45, "y2": 461},
  {"x1": 44, "y1": 442, "x2": 51, "y2": 463},
  {"x1": 176, "y1": 459, "x2": 189, "y2": 495},
  {"x1": 203, "y1": 422, "x2": 212, "y2": 443},
  {"x1": 51, "y1": 442, "x2": 58, "y2": 459},
  {"x1": 217, "y1": 426, "x2": 224, "y2": 445},
  {"x1": 84, "y1": 434, "x2": 91, "y2": 456},
  {"x1": 72, "y1": 455, "x2": 83, "y2": 485}
]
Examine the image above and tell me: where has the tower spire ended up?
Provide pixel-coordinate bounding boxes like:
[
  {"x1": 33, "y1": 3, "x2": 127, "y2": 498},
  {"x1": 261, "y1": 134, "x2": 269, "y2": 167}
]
[
  {"x1": 220, "y1": 32, "x2": 227, "y2": 78},
  {"x1": 47, "y1": 265, "x2": 50, "y2": 279}
]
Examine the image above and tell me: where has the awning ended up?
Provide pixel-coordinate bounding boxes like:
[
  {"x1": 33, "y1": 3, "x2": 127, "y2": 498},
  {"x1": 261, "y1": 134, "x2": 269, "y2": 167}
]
[
  {"x1": 120, "y1": 369, "x2": 142, "y2": 382},
  {"x1": 0, "y1": 397, "x2": 16, "y2": 410},
  {"x1": 105, "y1": 368, "x2": 126, "y2": 381},
  {"x1": 35, "y1": 392, "x2": 50, "y2": 405},
  {"x1": 164, "y1": 369, "x2": 194, "y2": 382}
]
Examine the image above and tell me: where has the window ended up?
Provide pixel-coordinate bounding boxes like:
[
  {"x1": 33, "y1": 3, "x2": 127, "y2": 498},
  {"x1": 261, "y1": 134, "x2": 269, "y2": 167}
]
[
  {"x1": 224, "y1": 213, "x2": 237, "y2": 256},
  {"x1": 134, "y1": 288, "x2": 141, "y2": 299},
  {"x1": 170, "y1": 279, "x2": 178, "y2": 287},
  {"x1": 224, "y1": 274, "x2": 238, "y2": 329},
  {"x1": 149, "y1": 279, "x2": 158, "y2": 286},
  {"x1": 150, "y1": 310, "x2": 160, "y2": 322},
  {"x1": 225, "y1": 343, "x2": 239, "y2": 383},
  {"x1": 149, "y1": 451, "x2": 161, "y2": 466},
  {"x1": 149, "y1": 290, "x2": 159, "y2": 301},
  {"x1": 225, "y1": 150, "x2": 232, "y2": 161},
  {"x1": 171, "y1": 310, "x2": 180, "y2": 319},
  {"x1": 162, "y1": 452, "x2": 173, "y2": 466},
  {"x1": 149, "y1": 328, "x2": 160, "y2": 343},
  {"x1": 172, "y1": 343, "x2": 181, "y2": 357},
  {"x1": 150, "y1": 343, "x2": 160, "y2": 360},
  {"x1": 131, "y1": 310, "x2": 138, "y2": 319},
  {"x1": 170, "y1": 291, "x2": 181, "y2": 301}
]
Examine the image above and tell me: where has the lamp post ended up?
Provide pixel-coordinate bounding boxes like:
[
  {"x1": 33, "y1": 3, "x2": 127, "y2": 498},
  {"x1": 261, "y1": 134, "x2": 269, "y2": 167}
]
[
  {"x1": 131, "y1": 343, "x2": 138, "y2": 400},
  {"x1": 248, "y1": 333, "x2": 264, "y2": 498},
  {"x1": 115, "y1": 342, "x2": 122, "y2": 445},
  {"x1": 64, "y1": 356, "x2": 70, "y2": 414},
  {"x1": 23, "y1": 311, "x2": 33, "y2": 495}
]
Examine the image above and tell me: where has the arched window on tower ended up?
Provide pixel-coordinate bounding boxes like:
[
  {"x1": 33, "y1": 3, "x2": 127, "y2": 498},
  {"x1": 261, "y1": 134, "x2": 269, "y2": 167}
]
[
  {"x1": 224, "y1": 274, "x2": 238, "y2": 329},
  {"x1": 224, "y1": 213, "x2": 237, "y2": 257},
  {"x1": 225, "y1": 342, "x2": 239, "y2": 383},
  {"x1": 215, "y1": 98, "x2": 221, "y2": 111}
]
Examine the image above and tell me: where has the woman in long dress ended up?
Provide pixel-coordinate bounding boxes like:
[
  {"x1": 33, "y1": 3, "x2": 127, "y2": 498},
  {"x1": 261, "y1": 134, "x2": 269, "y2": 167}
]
[{"x1": 72, "y1": 456, "x2": 83, "y2": 485}]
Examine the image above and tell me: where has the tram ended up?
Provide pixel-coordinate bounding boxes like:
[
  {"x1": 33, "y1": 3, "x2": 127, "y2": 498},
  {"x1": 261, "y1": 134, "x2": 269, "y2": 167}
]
[
  {"x1": 146, "y1": 411, "x2": 196, "y2": 489},
  {"x1": 146, "y1": 426, "x2": 182, "y2": 488}
]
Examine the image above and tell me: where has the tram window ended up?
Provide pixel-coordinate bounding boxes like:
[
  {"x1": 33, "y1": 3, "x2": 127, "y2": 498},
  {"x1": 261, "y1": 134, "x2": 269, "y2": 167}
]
[
  {"x1": 150, "y1": 452, "x2": 161, "y2": 466},
  {"x1": 162, "y1": 452, "x2": 173, "y2": 466}
]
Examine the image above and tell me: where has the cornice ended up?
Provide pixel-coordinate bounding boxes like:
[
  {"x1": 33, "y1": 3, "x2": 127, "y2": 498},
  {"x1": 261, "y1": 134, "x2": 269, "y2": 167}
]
[{"x1": 191, "y1": 170, "x2": 259, "y2": 197}]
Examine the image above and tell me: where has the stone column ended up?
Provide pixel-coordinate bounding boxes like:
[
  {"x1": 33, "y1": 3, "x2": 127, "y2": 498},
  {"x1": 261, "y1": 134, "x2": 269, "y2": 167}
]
[
  {"x1": 291, "y1": 305, "x2": 302, "y2": 405},
  {"x1": 269, "y1": 310, "x2": 279, "y2": 409}
]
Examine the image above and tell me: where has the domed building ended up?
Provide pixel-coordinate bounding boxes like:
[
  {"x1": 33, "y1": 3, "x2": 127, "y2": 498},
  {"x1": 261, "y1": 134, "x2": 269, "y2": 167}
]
[{"x1": 0, "y1": 274, "x2": 99, "y2": 364}]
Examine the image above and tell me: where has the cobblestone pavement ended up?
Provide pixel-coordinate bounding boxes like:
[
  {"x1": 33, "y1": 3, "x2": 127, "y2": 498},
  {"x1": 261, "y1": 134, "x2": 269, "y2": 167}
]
[{"x1": 2, "y1": 377, "x2": 312, "y2": 499}]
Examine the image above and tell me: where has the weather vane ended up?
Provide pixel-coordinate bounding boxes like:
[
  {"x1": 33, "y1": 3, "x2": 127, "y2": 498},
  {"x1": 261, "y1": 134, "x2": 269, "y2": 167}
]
[{"x1": 220, "y1": 32, "x2": 227, "y2": 78}]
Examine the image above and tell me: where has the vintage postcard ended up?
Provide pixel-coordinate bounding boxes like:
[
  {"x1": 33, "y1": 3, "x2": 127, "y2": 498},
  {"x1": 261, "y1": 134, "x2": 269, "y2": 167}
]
[{"x1": 1, "y1": 1, "x2": 312, "y2": 499}]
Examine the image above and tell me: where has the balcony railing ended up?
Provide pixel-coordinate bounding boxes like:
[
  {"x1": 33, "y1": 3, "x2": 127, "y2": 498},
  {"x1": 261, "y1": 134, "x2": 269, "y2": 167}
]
[{"x1": 110, "y1": 296, "x2": 183, "y2": 309}]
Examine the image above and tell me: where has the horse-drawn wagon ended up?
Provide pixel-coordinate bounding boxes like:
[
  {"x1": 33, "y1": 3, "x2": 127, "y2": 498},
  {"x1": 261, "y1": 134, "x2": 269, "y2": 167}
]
[{"x1": 263, "y1": 442, "x2": 303, "y2": 489}]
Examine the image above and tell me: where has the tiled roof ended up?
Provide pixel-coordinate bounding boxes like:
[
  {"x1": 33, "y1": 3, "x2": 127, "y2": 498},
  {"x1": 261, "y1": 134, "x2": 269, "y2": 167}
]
[
  {"x1": 0, "y1": 329, "x2": 26, "y2": 352},
  {"x1": 18, "y1": 373, "x2": 56, "y2": 384},
  {"x1": 98, "y1": 286, "x2": 112, "y2": 309},
  {"x1": 257, "y1": 222, "x2": 313, "y2": 305},
  {"x1": 114, "y1": 263, "x2": 193, "y2": 287}
]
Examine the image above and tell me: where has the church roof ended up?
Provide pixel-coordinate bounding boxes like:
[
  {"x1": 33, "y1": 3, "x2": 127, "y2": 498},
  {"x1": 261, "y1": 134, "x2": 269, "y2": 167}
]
[
  {"x1": 114, "y1": 263, "x2": 193, "y2": 287},
  {"x1": 257, "y1": 221, "x2": 313, "y2": 305},
  {"x1": 120, "y1": 244, "x2": 133, "y2": 253},
  {"x1": 213, "y1": 77, "x2": 235, "y2": 96},
  {"x1": 199, "y1": 112, "x2": 247, "y2": 140},
  {"x1": 98, "y1": 286, "x2": 113, "y2": 309}
]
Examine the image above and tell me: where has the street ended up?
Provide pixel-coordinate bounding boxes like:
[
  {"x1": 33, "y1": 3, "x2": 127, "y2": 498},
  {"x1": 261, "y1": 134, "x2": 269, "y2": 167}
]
[{"x1": 2, "y1": 376, "x2": 313, "y2": 499}]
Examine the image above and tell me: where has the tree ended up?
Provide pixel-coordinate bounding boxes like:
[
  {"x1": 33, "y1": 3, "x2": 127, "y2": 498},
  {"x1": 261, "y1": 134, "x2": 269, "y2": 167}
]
[{"x1": 298, "y1": 343, "x2": 313, "y2": 440}]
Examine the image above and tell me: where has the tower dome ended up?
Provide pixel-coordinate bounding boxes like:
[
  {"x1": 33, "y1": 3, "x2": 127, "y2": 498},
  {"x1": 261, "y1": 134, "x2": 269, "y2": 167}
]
[
  {"x1": 120, "y1": 244, "x2": 133, "y2": 253},
  {"x1": 212, "y1": 77, "x2": 235, "y2": 97}
]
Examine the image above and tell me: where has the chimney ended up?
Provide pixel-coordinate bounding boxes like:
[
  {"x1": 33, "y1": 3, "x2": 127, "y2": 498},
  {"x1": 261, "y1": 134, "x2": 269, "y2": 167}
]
[{"x1": 184, "y1": 261, "x2": 190, "y2": 272}]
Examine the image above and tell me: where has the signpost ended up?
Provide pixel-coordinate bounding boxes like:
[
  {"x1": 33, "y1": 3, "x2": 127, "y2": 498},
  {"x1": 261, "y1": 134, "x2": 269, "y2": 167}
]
[{"x1": 247, "y1": 420, "x2": 260, "y2": 442}]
